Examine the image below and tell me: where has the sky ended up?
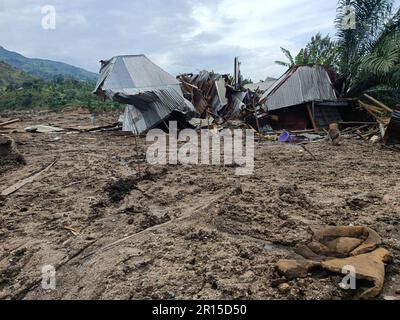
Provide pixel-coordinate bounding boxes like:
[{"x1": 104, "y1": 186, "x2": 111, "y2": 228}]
[{"x1": 0, "y1": 0, "x2": 399, "y2": 82}]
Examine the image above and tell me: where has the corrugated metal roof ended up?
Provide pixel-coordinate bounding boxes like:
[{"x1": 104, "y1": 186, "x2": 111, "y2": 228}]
[
  {"x1": 261, "y1": 65, "x2": 337, "y2": 111},
  {"x1": 244, "y1": 78, "x2": 277, "y2": 92},
  {"x1": 94, "y1": 55, "x2": 180, "y2": 95},
  {"x1": 94, "y1": 55, "x2": 194, "y2": 134}
]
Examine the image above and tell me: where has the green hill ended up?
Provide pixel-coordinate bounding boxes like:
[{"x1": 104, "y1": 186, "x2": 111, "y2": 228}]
[
  {"x1": 0, "y1": 61, "x2": 118, "y2": 112},
  {"x1": 0, "y1": 46, "x2": 98, "y2": 82},
  {"x1": 0, "y1": 61, "x2": 37, "y2": 90}
]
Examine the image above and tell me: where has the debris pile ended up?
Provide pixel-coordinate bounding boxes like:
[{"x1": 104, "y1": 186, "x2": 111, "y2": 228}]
[
  {"x1": 357, "y1": 94, "x2": 400, "y2": 144},
  {"x1": 91, "y1": 55, "x2": 399, "y2": 145},
  {"x1": 178, "y1": 69, "x2": 253, "y2": 123},
  {"x1": 276, "y1": 226, "x2": 392, "y2": 299}
]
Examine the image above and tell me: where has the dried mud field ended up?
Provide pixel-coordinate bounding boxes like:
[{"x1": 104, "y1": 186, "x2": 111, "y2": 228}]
[{"x1": 1, "y1": 111, "x2": 400, "y2": 300}]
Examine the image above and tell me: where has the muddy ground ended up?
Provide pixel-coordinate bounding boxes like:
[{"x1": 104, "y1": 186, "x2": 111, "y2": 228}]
[{"x1": 0, "y1": 110, "x2": 399, "y2": 300}]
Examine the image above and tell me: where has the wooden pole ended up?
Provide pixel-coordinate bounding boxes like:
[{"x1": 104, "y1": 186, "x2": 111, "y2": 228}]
[
  {"x1": 0, "y1": 119, "x2": 20, "y2": 128},
  {"x1": 306, "y1": 103, "x2": 318, "y2": 131},
  {"x1": 363, "y1": 94, "x2": 393, "y2": 113}
]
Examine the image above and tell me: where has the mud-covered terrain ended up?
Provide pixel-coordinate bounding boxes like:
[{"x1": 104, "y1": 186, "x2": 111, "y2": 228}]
[{"x1": 0, "y1": 111, "x2": 399, "y2": 300}]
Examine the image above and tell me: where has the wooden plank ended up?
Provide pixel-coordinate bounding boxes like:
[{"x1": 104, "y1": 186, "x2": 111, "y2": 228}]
[
  {"x1": 1, "y1": 160, "x2": 57, "y2": 197},
  {"x1": 0, "y1": 119, "x2": 20, "y2": 128},
  {"x1": 306, "y1": 104, "x2": 318, "y2": 131},
  {"x1": 359, "y1": 101, "x2": 387, "y2": 125},
  {"x1": 363, "y1": 94, "x2": 393, "y2": 113},
  {"x1": 338, "y1": 122, "x2": 378, "y2": 125}
]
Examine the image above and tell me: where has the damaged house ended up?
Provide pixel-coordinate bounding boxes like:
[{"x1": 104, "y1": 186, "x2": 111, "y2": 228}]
[
  {"x1": 94, "y1": 55, "x2": 195, "y2": 134},
  {"x1": 260, "y1": 65, "x2": 355, "y2": 131},
  {"x1": 178, "y1": 58, "x2": 251, "y2": 123}
]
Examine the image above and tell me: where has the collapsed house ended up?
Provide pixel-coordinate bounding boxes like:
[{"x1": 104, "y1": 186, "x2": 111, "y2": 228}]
[
  {"x1": 260, "y1": 65, "x2": 357, "y2": 131},
  {"x1": 93, "y1": 56, "x2": 393, "y2": 137},
  {"x1": 178, "y1": 58, "x2": 251, "y2": 122},
  {"x1": 93, "y1": 55, "x2": 195, "y2": 134}
]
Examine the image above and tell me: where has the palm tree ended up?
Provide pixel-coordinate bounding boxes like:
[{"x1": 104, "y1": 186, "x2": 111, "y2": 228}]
[
  {"x1": 275, "y1": 47, "x2": 296, "y2": 68},
  {"x1": 306, "y1": 33, "x2": 339, "y2": 68},
  {"x1": 275, "y1": 34, "x2": 338, "y2": 69},
  {"x1": 335, "y1": 0, "x2": 400, "y2": 96}
]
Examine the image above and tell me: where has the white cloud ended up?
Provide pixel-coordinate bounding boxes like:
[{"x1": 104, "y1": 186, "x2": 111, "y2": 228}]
[{"x1": 1, "y1": 0, "x2": 399, "y2": 81}]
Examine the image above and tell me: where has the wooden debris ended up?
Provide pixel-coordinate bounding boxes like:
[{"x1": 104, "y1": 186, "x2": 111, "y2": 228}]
[
  {"x1": 358, "y1": 101, "x2": 390, "y2": 125},
  {"x1": 64, "y1": 226, "x2": 81, "y2": 236},
  {"x1": 1, "y1": 160, "x2": 57, "y2": 197},
  {"x1": 0, "y1": 119, "x2": 20, "y2": 128},
  {"x1": 363, "y1": 94, "x2": 393, "y2": 114}
]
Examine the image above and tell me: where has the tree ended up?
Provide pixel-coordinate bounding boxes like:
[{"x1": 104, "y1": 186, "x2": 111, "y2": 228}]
[
  {"x1": 275, "y1": 47, "x2": 296, "y2": 68},
  {"x1": 275, "y1": 34, "x2": 338, "y2": 69},
  {"x1": 335, "y1": 0, "x2": 400, "y2": 96},
  {"x1": 306, "y1": 33, "x2": 339, "y2": 68}
]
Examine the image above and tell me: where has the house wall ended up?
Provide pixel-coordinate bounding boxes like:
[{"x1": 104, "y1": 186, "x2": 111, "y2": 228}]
[{"x1": 270, "y1": 105, "x2": 309, "y2": 131}]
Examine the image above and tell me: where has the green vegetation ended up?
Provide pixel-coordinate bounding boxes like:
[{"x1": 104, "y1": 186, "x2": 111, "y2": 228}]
[
  {"x1": 275, "y1": 34, "x2": 339, "y2": 69},
  {"x1": 336, "y1": 0, "x2": 400, "y2": 96},
  {"x1": 275, "y1": 0, "x2": 400, "y2": 101},
  {"x1": 0, "y1": 61, "x2": 36, "y2": 90},
  {"x1": 0, "y1": 46, "x2": 98, "y2": 82},
  {"x1": 0, "y1": 62, "x2": 119, "y2": 112}
]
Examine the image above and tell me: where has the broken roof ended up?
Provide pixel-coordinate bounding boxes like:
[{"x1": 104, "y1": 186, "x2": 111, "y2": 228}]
[
  {"x1": 94, "y1": 55, "x2": 194, "y2": 134},
  {"x1": 244, "y1": 78, "x2": 277, "y2": 92},
  {"x1": 94, "y1": 55, "x2": 181, "y2": 99},
  {"x1": 261, "y1": 65, "x2": 337, "y2": 112}
]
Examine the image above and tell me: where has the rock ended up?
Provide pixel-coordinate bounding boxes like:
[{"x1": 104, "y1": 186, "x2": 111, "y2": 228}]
[
  {"x1": 383, "y1": 296, "x2": 398, "y2": 301},
  {"x1": 271, "y1": 278, "x2": 287, "y2": 288},
  {"x1": 0, "y1": 135, "x2": 13, "y2": 155},
  {"x1": 346, "y1": 193, "x2": 381, "y2": 210},
  {"x1": 278, "y1": 283, "x2": 290, "y2": 294},
  {"x1": 276, "y1": 260, "x2": 321, "y2": 280},
  {"x1": 383, "y1": 195, "x2": 394, "y2": 204}
]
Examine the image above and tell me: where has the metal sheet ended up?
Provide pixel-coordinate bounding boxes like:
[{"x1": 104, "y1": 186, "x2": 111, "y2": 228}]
[
  {"x1": 261, "y1": 65, "x2": 337, "y2": 111},
  {"x1": 94, "y1": 55, "x2": 194, "y2": 134}
]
